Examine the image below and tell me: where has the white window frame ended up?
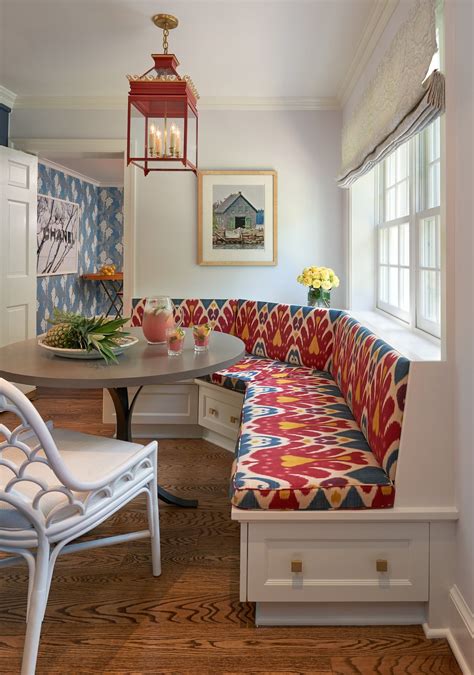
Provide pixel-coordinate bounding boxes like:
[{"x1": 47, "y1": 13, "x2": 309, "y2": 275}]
[{"x1": 375, "y1": 120, "x2": 442, "y2": 339}]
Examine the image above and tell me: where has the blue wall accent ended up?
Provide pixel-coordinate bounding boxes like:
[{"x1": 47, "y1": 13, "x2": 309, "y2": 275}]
[
  {"x1": 97, "y1": 187, "x2": 124, "y2": 272},
  {"x1": 37, "y1": 163, "x2": 124, "y2": 334}
]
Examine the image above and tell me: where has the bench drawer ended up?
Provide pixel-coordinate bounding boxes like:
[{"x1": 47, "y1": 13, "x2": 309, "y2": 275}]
[
  {"x1": 198, "y1": 385, "x2": 243, "y2": 440},
  {"x1": 247, "y1": 522, "x2": 429, "y2": 603}
]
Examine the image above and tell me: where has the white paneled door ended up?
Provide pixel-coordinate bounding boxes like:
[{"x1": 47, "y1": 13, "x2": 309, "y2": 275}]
[{"x1": 0, "y1": 146, "x2": 38, "y2": 393}]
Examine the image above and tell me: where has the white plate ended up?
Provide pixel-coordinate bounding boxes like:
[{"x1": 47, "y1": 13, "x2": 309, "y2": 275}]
[{"x1": 38, "y1": 335, "x2": 139, "y2": 360}]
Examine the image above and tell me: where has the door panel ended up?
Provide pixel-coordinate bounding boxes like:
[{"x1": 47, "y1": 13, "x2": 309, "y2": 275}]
[
  {"x1": 0, "y1": 147, "x2": 38, "y2": 394},
  {"x1": 8, "y1": 160, "x2": 30, "y2": 189},
  {"x1": 8, "y1": 200, "x2": 30, "y2": 276}
]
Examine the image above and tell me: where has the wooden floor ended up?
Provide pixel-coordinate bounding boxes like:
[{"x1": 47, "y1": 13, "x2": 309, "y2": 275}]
[{"x1": 0, "y1": 389, "x2": 461, "y2": 674}]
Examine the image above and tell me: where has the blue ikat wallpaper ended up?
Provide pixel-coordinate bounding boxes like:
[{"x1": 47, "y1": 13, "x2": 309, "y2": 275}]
[{"x1": 37, "y1": 164, "x2": 123, "y2": 334}]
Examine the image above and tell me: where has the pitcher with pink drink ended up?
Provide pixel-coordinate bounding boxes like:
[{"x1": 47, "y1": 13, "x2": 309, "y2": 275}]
[{"x1": 142, "y1": 297, "x2": 182, "y2": 344}]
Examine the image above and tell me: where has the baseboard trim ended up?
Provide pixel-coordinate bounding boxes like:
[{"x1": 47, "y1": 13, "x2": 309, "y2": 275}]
[
  {"x1": 255, "y1": 601, "x2": 426, "y2": 627},
  {"x1": 423, "y1": 585, "x2": 474, "y2": 675},
  {"x1": 450, "y1": 585, "x2": 474, "y2": 639}
]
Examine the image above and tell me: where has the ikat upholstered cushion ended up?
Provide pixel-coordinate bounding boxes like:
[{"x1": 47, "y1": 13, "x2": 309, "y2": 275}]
[
  {"x1": 330, "y1": 314, "x2": 409, "y2": 481},
  {"x1": 234, "y1": 300, "x2": 342, "y2": 371},
  {"x1": 202, "y1": 354, "x2": 323, "y2": 393},
  {"x1": 230, "y1": 373, "x2": 395, "y2": 511}
]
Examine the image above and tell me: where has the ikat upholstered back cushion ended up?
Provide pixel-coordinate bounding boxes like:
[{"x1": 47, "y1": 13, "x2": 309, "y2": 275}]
[
  {"x1": 234, "y1": 300, "x2": 342, "y2": 371},
  {"x1": 131, "y1": 298, "x2": 238, "y2": 333},
  {"x1": 330, "y1": 314, "x2": 410, "y2": 481}
]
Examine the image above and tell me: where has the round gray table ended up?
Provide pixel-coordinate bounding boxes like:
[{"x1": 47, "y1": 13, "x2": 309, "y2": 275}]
[{"x1": 0, "y1": 327, "x2": 245, "y2": 508}]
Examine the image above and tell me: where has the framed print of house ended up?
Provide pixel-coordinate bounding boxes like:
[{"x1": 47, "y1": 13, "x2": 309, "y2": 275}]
[{"x1": 198, "y1": 170, "x2": 277, "y2": 265}]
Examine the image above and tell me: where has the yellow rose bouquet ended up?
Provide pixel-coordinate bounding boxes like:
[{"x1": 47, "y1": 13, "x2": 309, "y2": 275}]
[{"x1": 297, "y1": 266, "x2": 340, "y2": 308}]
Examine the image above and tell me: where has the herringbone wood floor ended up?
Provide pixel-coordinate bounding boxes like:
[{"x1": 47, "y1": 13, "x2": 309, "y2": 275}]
[{"x1": 0, "y1": 389, "x2": 461, "y2": 674}]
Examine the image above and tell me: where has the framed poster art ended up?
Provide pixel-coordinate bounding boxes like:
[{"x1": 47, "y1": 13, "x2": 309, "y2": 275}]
[
  {"x1": 198, "y1": 170, "x2": 277, "y2": 266},
  {"x1": 37, "y1": 194, "x2": 80, "y2": 276}
]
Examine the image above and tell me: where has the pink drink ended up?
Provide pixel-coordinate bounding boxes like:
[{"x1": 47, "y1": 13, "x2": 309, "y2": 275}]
[
  {"x1": 167, "y1": 327, "x2": 185, "y2": 355},
  {"x1": 193, "y1": 323, "x2": 212, "y2": 352},
  {"x1": 142, "y1": 308, "x2": 175, "y2": 344}
]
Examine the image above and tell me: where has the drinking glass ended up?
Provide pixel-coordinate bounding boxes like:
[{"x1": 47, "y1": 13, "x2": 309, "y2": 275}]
[
  {"x1": 193, "y1": 322, "x2": 212, "y2": 352},
  {"x1": 166, "y1": 326, "x2": 185, "y2": 356}
]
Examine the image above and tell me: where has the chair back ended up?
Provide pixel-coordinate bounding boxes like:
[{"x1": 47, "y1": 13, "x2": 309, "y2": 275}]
[{"x1": 0, "y1": 379, "x2": 84, "y2": 533}]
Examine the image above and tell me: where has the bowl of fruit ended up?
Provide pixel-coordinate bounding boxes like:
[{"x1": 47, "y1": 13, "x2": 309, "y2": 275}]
[
  {"x1": 99, "y1": 263, "x2": 117, "y2": 276},
  {"x1": 38, "y1": 310, "x2": 137, "y2": 363}
]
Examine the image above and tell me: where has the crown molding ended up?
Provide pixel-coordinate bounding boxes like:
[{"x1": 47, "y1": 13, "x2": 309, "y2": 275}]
[
  {"x1": 14, "y1": 94, "x2": 340, "y2": 112},
  {"x1": 199, "y1": 96, "x2": 340, "y2": 111},
  {"x1": 14, "y1": 95, "x2": 127, "y2": 110},
  {"x1": 337, "y1": 0, "x2": 399, "y2": 108},
  {"x1": 11, "y1": 138, "x2": 127, "y2": 155},
  {"x1": 0, "y1": 85, "x2": 17, "y2": 109}
]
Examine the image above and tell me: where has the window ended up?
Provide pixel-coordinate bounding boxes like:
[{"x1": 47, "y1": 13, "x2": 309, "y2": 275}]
[{"x1": 375, "y1": 117, "x2": 442, "y2": 338}]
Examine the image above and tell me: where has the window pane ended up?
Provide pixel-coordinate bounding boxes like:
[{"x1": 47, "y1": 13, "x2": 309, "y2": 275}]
[
  {"x1": 389, "y1": 226, "x2": 399, "y2": 265},
  {"x1": 379, "y1": 265, "x2": 388, "y2": 303},
  {"x1": 419, "y1": 270, "x2": 440, "y2": 324},
  {"x1": 428, "y1": 161, "x2": 440, "y2": 209},
  {"x1": 400, "y1": 268, "x2": 410, "y2": 312},
  {"x1": 396, "y1": 143, "x2": 409, "y2": 181},
  {"x1": 420, "y1": 217, "x2": 437, "y2": 268},
  {"x1": 427, "y1": 117, "x2": 440, "y2": 162},
  {"x1": 379, "y1": 228, "x2": 388, "y2": 264},
  {"x1": 399, "y1": 222, "x2": 410, "y2": 266},
  {"x1": 386, "y1": 154, "x2": 396, "y2": 187},
  {"x1": 396, "y1": 179, "x2": 409, "y2": 218},
  {"x1": 385, "y1": 186, "x2": 396, "y2": 220},
  {"x1": 389, "y1": 267, "x2": 399, "y2": 306}
]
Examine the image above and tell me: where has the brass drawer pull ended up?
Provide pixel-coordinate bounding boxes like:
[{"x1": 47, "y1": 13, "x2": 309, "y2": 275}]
[
  {"x1": 208, "y1": 407, "x2": 218, "y2": 417},
  {"x1": 376, "y1": 559, "x2": 388, "y2": 573},
  {"x1": 291, "y1": 560, "x2": 303, "y2": 574},
  {"x1": 230, "y1": 415, "x2": 239, "y2": 424}
]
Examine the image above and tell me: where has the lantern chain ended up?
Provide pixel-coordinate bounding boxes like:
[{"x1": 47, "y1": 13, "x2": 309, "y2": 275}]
[{"x1": 162, "y1": 28, "x2": 169, "y2": 54}]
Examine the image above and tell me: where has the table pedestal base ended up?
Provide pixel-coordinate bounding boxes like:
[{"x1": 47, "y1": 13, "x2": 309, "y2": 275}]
[{"x1": 107, "y1": 387, "x2": 198, "y2": 509}]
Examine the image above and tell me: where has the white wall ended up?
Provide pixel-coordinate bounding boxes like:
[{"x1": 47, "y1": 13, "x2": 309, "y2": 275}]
[
  {"x1": 445, "y1": 1, "x2": 474, "y2": 664},
  {"x1": 132, "y1": 109, "x2": 345, "y2": 307},
  {"x1": 349, "y1": 169, "x2": 376, "y2": 311}
]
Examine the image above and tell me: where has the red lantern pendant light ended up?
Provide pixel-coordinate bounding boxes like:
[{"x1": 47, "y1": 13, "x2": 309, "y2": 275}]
[{"x1": 126, "y1": 13, "x2": 199, "y2": 175}]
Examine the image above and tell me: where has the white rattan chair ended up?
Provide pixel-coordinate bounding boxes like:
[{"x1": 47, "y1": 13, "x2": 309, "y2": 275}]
[{"x1": 0, "y1": 378, "x2": 161, "y2": 675}]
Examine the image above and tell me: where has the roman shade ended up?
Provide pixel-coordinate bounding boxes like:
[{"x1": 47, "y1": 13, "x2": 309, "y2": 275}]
[{"x1": 338, "y1": 0, "x2": 444, "y2": 188}]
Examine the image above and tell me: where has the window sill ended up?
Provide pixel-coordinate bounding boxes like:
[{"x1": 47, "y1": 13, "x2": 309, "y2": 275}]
[{"x1": 349, "y1": 310, "x2": 442, "y2": 362}]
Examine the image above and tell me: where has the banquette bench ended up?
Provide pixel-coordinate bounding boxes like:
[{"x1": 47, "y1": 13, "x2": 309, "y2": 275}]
[
  {"x1": 118, "y1": 298, "x2": 457, "y2": 627},
  {"x1": 131, "y1": 298, "x2": 408, "y2": 512}
]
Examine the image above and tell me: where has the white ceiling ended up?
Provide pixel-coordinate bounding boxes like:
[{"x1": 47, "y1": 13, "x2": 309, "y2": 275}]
[{"x1": 0, "y1": 0, "x2": 382, "y2": 104}]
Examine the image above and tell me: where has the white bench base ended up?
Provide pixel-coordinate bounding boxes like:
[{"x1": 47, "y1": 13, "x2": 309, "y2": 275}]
[
  {"x1": 235, "y1": 512, "x2": 457, "y2": 629},
  {"x1": 103, "y1": 380, "x2": 243, "y2": 448}
]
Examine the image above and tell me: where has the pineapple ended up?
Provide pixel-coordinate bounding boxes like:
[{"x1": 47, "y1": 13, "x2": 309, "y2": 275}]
[
  {"x1": 44, "y1": 310, "x2": 130, "y2": 363},
  {"x1": 42, "y1": 322, "x2": 78, "y2": 348}
]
